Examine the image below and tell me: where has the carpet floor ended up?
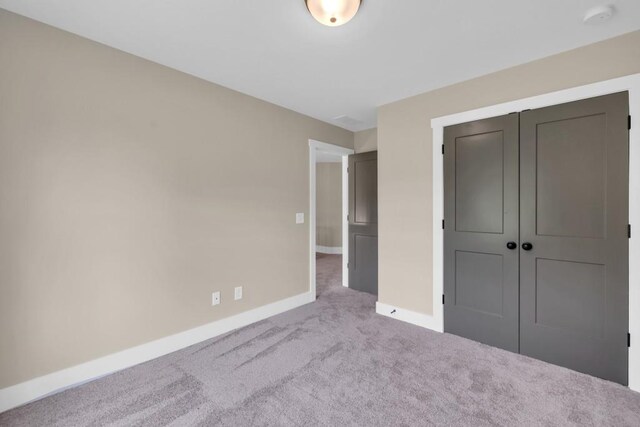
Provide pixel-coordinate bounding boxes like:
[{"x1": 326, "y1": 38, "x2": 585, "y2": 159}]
[{"x1": 2, "y1": 253, "x2": 640, "y2": 426}]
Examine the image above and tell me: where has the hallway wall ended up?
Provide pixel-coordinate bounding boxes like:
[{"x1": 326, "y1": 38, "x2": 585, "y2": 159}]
[{"x1": 316, "y1": 163, "x2": 342, "y2": 248}]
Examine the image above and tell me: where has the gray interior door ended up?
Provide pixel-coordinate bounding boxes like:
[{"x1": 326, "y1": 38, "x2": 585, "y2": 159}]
[
  {"x1": 348, "y1": 151, "x2": 378, "y2": 295},
  {"x1": 443, "y1": 114, "x2": 520, "y2": 353},
  {"x1": 519, "y1": 92, "x2": 629, "y2": 385}
]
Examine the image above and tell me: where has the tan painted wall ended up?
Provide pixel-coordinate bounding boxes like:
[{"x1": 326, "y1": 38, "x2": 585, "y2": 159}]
[
  {"x1": 378, "y1": 30, "x2": 640, "y2": 316},
  {"x1": 354, "y1": 128, "x2": 378, "y2": 153},
  {"x1": 316, "y1": 163, "x2": 342, "y2": 248},
  {"x1": 0, "y1": 10, "x2": 353, "y2": 389}
]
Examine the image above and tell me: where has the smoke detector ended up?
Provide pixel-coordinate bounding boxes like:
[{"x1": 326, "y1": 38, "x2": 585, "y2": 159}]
[{"x1": 583, "y1": 5, "x2": 615, "y2": 24}]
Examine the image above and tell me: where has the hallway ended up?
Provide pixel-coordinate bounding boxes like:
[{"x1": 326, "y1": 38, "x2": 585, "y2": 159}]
[{"x1": 316, "y1": 253, "x2": 342, "y2": 297}]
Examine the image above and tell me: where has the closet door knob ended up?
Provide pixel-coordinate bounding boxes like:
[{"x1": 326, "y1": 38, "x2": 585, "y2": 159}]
[
  {"x1": 506, "y1": 242, "x2": 517, "y2": 250},
  {"x1": 522, "y1": 242, "x2": 533, "y2": 251}
]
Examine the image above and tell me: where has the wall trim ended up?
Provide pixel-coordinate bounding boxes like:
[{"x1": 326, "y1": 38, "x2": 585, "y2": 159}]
[
  {"x1": 0, "y1": 290, "x2": 315, "y2": 413},
  {"x1": 341, "y1": 154, "x2": 349, "y2": 287},
  {"x1": 376, "y1": 302, "x2": 442, "y2": 332},
  {"x1": 430, "y1": 73, "x2": 640, "y2": 391},
  {"x1": 309, "y1": 140, "x2": 354, "y2": 295},
  {"x1": 316, "y1": 245, "x2": 343, "y2": 254}
]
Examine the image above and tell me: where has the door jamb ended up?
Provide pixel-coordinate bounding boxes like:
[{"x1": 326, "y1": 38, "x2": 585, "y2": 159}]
[
  {"x1": 430, "y1": 73, "x2": 640, "y2": 391},
  {"x1": 309, "y1": 140, "x2": 355, "y2": 299}
]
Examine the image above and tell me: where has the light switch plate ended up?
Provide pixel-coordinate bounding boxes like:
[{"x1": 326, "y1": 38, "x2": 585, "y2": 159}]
[
  {"x1": 234, "y1": 286, "x2": 243, "y2": 300},
  {"x1": 296, "y1": 213, "x2": 304, "y2": 224},
  {"x1": 212, "y1": 291, "x2": 220, "y2": 306}
]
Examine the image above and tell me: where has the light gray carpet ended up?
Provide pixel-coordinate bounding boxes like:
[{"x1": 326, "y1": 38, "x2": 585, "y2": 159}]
[{"x1": 2, "y1": 253, "x2": 640, "y2": 426}]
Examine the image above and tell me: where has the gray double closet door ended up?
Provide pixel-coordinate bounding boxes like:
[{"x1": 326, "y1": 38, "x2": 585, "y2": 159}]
[{"x1": 443, "y1": 92, "x2": 629, "y2": 385}]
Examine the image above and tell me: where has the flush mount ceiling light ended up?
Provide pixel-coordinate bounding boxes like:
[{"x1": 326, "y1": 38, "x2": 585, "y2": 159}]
[{"x1": 305, "y1": 0, "x2": 362, "y2": 27}]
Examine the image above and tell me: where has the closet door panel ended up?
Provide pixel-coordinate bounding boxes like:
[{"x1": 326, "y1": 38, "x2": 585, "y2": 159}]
[
  {"x1": 443, "y1": 114, "x2": 520, "y2": 353},
  {"x1": 519, "y1": 92, "x2": 629, "y2": 385}
]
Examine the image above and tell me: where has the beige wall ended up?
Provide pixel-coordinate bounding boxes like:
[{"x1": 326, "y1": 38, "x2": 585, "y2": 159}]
[
  {"x1": 378, "y1": 30, "x2": 640, "y2": 316},
  {"x1": 354, "y1": 128, "x2": 377, "y2": 153},
  {"x1": 316, "y1": 163, "x2": 342, "y2": 248},
  {"x1": 0, "y1": 10, "x2": 353, "y2": 389}
]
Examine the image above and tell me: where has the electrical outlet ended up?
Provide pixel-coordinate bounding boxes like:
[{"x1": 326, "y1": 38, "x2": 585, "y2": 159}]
[
  {"x1": 212, "y1": 291, "x2": 220, "y2": 306},
  {"x1": 296, "y1": 213, "x2": 304, "y2": 224},
  {"x1": 234, "y1": 286, "x2": 243, "y2": 300}
]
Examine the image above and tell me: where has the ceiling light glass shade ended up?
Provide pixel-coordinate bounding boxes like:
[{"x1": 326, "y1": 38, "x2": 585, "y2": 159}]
[{"x1": 305, "y1": 0, "x2": 361, "y2": 27}]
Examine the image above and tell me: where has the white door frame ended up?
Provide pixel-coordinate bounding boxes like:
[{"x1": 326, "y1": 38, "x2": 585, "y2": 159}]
[
  {"x1": 430, "y1": 73, "x2": 640, "y2": 391},
  {"x1": 309, "y1": 140, "x2": 354, "y2": 298}
]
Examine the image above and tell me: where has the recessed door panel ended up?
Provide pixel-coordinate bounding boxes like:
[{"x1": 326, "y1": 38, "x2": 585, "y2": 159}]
[
  {"x1": 455, "y1": 131, "x2": 504, "y2": 234},
  {"x1": 444, "y1": 114, "x2": 519, "y2": 353},
  {"x1": 536, "y1": 114, "x2": 606, "y2": 238},
  {"x1": 454, "y1": 251, "x2": 503, "y2": 316},
  {"x1": 352, "y1": 234, "x2": 378, "y2": 294},
  {"x1": 535, "y1": 258, "x2": 605, "y2": 338},
  {"x1": 520, "y1": 91, "x2": 629, "y2": 385},
  {"x1": 353, "y1": 159, "x2": 378, "y2": 225}
]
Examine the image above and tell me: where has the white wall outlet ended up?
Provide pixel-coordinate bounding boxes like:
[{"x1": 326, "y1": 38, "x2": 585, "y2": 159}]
[
  {"x1": 296, "y1": 213, "x2": 305, "y2": 224},
  {"x1": 234, "y1": 286, "x2": 243, "y2": 300},
  {"x1": 212, "y1": 291, "x2": 220, "y2": 306}
]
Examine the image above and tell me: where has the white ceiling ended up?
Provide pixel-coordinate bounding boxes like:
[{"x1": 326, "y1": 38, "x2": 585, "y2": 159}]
[{"x1": 1, "y1": 1, "x2": 640, "y2": 131}]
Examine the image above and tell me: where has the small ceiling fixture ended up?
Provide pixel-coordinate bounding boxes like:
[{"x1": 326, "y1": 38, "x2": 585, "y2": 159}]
[
  {"x1": 583, "y1": 5, "x2": 615, "y2": 24},
  {"x1": 305, "y1": 0, "x2": 362, "y2": 27}
]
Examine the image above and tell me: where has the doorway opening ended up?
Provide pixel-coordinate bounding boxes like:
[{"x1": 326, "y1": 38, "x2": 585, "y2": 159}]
[{"x1": 309, "y1": 140, "x2": 354, "y2": 299}]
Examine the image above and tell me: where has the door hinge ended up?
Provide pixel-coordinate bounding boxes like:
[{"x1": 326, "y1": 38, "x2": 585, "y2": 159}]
[
  {"x1": 629, "y1": 224, "x2": 632, "y2": 239},
  {"x1": 347, "y1": 214, "x2": 350, "y2": 221},
  {"x1": 347, "y1": 262, "x2": 350, "y2": 269},
  {"x1": 442, "y1": 219, "x2": 445, "y2": 230},
  {"x1": 441, "y1": 144, "x2": 445, "y2": 155},
  {"x1": 629, "y1": 333, "x2": 631, "y2": 348},
  {"x1": 347, "y1": 167, "x2": 349, "y2": 173},
  {"x1": 629, "y1": 115, "x2": 632, "y2": 130},
  {"x1": 442, "y1": 294, "x2": 445, "y2": 305}
]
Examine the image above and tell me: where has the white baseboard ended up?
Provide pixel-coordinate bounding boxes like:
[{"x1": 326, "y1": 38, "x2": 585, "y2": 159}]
[
  {"x1": 376, "y1": 301, "x2": 443, "y2": 333},
  {"x1": 316, "y1": 245, "x2": 342, "y2": 254},
  {"x1": 0, "y1": 291, "x2": 315, "y2": 413}
]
